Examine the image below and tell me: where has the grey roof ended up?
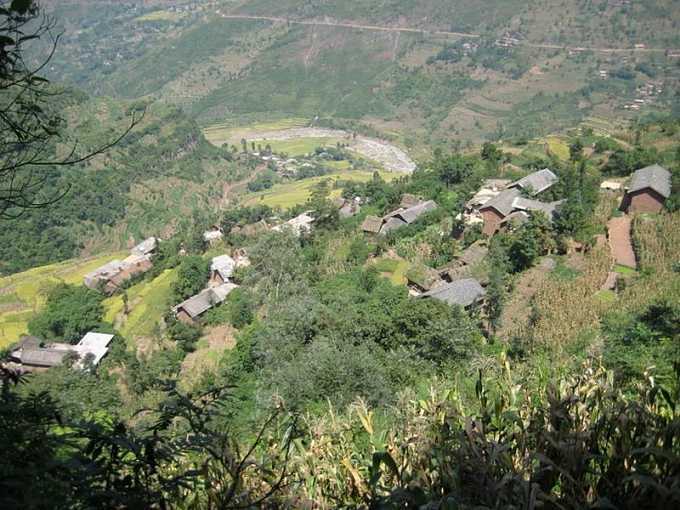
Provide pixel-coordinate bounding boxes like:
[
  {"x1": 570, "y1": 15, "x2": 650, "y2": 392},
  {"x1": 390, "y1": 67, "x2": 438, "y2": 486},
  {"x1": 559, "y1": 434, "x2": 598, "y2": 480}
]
[
  {"x1": 361, "y1": 215, "x2": 383, "y2": 233},
  {"x1": 459, "y1": 241, "x2": 488, "y2": 266},
  {"x1": 131, "y1": 237, "x2": 157, "y2": 256},
  {"x1": 174, "y1": 283, "x2": 237, "y2": 319},
  {"x1": 512, "y1": 198, "x2": 565, "y2": 218},
  {"x1": 175, "y1": 289, "x2": 216, "y2": 318},
  {"x1": 381, "y1": 216, "x2": 408, "y2": 234},
  {"x1": 628, "y1": 164, "x2": 671, "y2": 198},
  {"x1": 19, "y1": 348, "x2": 71, "y2": 368},
  {"x1": 510, "y1": 168, "x2": 558, "y2": 195},
  {"x1": 480, "y1": 188, "x2": 521, "y2": 217},
  {"x1": 211, "y1": 255, "x2": 236, "y2": 280},
  {"x1": 391, "y1": 200, "x2": 438, "y2": 224},
  {"x1": 420, "y1": 278, "x2": 485, "y2": 307}
]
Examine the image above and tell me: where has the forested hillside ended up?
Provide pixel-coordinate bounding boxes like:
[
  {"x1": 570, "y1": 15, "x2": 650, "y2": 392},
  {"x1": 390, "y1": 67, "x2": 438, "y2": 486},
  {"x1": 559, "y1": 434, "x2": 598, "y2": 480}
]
[{"x1": 0, "y1": 90, "x2": 249, "y2": 274}]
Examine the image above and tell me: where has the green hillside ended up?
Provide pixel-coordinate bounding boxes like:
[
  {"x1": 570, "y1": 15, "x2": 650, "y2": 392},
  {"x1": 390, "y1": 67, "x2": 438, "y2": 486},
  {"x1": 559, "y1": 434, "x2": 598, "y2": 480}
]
[
  {"x1": 40, "y1": 0, "x2": 680, "y2": 146},
  {"x1": 0, "y1": 91, "x2": 251, "y2": 275}
]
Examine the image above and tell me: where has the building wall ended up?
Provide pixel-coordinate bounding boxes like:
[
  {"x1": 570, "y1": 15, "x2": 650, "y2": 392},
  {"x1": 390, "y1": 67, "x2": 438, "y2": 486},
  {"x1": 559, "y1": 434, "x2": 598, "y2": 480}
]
[
  {"x1": 481, "y1": 208, "x2": 504, "y2": 236},
  {"x1": 625, "y1": 189, "x2": 665, "y2": 214},
  {"x1": 210, "y1": 271, "x2": 226, "y2": 286}
]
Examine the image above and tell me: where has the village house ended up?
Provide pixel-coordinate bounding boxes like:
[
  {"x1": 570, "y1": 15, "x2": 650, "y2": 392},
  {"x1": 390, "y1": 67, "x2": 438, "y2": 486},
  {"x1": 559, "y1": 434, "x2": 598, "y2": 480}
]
[
  {"x1": 173, "y1": 283, "x2": 238, "y2": 323},
  {"x1": 272, "y1": 211, "x2": 315, "y2": 237},
  {"x1": 203, "y1": 225, "x2": 224, "y2": 243},
  {"x1": 620, "y1": 164, "x2": 671, "y2": 214},
  {"x1": 8, "y1": 332, "x2": 115, "y2": 372},
  {"x1": 210, "y1": 254, "x2": 236, "y2": 286},
  {"x1": 479, "y1": 169, "x2": 561, "y2": 236},
  {"x1": 438, "y1": 240, "x2": 488, "y2": 283},
  {"x1": 84, "y1": 237, "x2": 158, "y2": 294},
  {"x1": 361, "y1": 197, "x2": 438, "y2": 235},
  {"x1": 419, "y1": 278, "x2": 486, "y2": 309}
]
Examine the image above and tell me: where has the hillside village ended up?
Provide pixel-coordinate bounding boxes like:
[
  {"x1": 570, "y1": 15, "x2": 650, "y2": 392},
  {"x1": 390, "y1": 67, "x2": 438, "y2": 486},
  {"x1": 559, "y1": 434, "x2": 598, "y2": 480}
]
[
  {"x1": 4, "y1": 150, "x2": 675, "y2": 373},
  {"x1": 2, "y1": 1, "x2": 680, "y2": 506}
]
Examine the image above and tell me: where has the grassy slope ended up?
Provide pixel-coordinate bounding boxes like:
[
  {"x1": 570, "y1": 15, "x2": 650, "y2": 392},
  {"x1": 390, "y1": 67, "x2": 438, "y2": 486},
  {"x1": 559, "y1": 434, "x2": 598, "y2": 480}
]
[{"x1": 103, "y1": 269, "x2": 178, "y2": 343}]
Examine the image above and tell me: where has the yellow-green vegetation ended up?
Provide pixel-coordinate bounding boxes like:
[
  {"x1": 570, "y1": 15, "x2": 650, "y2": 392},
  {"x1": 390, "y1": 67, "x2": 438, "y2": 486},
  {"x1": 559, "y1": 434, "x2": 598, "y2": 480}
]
[
  {"x1": 244, "y1": 171, "x2": 396, "y2": 209},
  {"x1": 135, "y1": 10, "x2": 183, "y2": 22},
  {"x1": 372, "y1": 257, "x2": 409, "y2": 286},
  {"x1": 103, "y1": 269, "x2": 178, "y2": 343},
  {"x1": 0, "y1": 252, "x2": 127, "y2": 347},
  {"x1": 545, "y1": 136, "x2": 570, "y2": 160},
  {"x1": 265, "y1": 137, "x2": 344, "y2": 156},
  {"x1": 202, "y1": 118, "x2": 308, "y2": 146}
]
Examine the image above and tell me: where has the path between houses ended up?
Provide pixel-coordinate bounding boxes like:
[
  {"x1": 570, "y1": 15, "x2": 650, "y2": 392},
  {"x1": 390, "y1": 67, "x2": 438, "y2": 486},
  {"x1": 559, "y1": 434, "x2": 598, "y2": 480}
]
[
  {"x1": 607, "y1": 216, "x2": 636, "y2": 269},
  {"x1": 218, "y1": 14, "x2": 680, "y2": 53}
]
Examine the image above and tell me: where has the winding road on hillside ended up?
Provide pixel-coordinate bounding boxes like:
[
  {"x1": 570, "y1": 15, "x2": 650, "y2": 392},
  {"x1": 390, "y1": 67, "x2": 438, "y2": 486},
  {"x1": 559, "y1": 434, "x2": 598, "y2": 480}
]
[{"x1": 218, "y1": 14, "x2": 680, "y2": 54}]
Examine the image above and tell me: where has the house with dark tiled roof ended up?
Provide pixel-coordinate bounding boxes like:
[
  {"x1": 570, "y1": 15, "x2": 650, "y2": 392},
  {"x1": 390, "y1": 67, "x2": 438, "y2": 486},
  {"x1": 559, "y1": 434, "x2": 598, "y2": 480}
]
[
  {"x1": 621, "y1": 164, "x2": 671, "y2": 214},
  {"x1": 8, "y1": 333, "x2": 115, "y2": 372},
  {"x1": 419, "y1": 278, "x2": 485, "y2": 308},
  {"x1": 362, "y1": 197, "x2": 438, "y2": 235}
]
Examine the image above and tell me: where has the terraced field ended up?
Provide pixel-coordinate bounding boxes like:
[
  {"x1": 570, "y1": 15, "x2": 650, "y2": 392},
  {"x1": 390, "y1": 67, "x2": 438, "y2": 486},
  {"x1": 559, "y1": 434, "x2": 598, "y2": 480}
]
[
  {"x1": 103, "y1": 269, "x2": 178, "y2": 344},
  {"x1": 0, "y1": 252, "x2": 127, "y2": 347}
]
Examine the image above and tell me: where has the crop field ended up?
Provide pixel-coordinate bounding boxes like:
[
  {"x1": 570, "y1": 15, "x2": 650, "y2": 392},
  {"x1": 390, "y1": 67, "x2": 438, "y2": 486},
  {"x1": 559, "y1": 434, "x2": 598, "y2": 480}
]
[
  {"x1": 103, "y1": 269, "x2": 178, "y2": 343},
  {"x1": 244, "y1": 170, "x2": 396, "y2": 209},
  {"x1": 203, "y1": 118, "x2": 309, "y2": 146},
  {"x1": 372, "y1": 257, "x2": 409, "y2": 286},
  {"x1": 545, "y1": 136, "x2": 570, "y2": 160},
  {"x1": 0, "y1": 252, "x2": 127, "y2": 347},
  {"x1": 265, "y1": 137, "x2": 345, "y2": 156}
]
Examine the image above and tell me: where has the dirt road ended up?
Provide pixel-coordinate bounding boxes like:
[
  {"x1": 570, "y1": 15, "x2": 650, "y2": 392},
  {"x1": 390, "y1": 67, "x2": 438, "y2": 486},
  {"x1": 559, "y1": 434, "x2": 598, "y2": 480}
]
[
  {"x1": 607, "y1": 216, "x2": 637, "y2": 269},
  {"x1": 218, "y1": 14, "x2": 679, "y2": 54}
]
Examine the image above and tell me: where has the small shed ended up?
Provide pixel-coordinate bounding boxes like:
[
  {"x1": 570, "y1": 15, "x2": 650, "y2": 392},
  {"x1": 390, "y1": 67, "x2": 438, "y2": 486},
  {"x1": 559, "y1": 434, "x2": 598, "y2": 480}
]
[{"x1": 621, "y1": 164, "x2": 671, "y2": 214}]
